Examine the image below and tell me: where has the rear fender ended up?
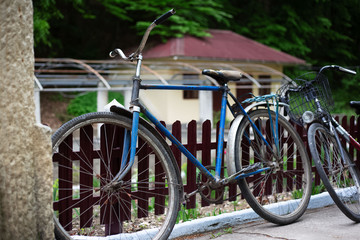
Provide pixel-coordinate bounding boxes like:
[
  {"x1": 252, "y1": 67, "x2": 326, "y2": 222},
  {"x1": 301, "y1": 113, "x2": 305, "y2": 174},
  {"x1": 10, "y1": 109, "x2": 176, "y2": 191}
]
[{"x1": 226, "y1": 102, "x2": 288, "y2": 175}]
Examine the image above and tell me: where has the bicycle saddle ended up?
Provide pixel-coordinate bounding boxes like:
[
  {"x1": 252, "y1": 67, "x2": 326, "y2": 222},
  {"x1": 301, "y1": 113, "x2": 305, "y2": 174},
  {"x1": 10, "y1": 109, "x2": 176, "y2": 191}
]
[
  {"x1": 350, "y1": 101, "x2": 360, "y2": 115},
  {"x1": 202, "y1": 69, "x2": 242, "y2": 85}
]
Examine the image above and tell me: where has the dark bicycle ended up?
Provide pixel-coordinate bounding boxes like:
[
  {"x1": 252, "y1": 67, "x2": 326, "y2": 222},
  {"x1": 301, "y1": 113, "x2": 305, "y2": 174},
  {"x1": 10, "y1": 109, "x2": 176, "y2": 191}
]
[{"x1": 280, "y1": 65, "x2": 360, "y2": 222}]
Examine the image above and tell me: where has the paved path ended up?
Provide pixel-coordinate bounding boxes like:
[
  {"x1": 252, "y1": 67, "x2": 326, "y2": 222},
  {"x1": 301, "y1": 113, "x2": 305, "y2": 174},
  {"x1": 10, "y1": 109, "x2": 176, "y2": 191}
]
[{"x1": 178, "y1": 205, "x2": 359, "y2": 240}]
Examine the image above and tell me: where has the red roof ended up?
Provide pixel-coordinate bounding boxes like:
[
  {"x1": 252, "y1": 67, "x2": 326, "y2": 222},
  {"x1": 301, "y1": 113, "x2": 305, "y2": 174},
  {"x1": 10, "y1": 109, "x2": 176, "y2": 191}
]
[{"x1": 143, "y1": 29, "x2": 305, "y2": 64}]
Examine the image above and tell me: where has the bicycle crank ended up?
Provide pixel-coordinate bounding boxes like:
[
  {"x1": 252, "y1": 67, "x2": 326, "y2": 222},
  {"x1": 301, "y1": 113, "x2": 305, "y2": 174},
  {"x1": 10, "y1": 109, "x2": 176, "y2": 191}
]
[{"x1": 196, "y1": 166, "x2": 225, "y2": 204}]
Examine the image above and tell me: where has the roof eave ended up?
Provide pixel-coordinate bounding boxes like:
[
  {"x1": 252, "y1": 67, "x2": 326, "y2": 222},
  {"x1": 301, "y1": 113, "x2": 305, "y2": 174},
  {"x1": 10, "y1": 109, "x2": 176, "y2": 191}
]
[{"x1": 145, "y1": 55, "x2": 307, "y2": 65}]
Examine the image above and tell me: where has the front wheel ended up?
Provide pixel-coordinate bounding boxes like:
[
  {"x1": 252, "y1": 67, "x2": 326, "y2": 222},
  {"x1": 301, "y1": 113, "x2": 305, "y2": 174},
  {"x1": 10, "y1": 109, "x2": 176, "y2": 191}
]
[
  {"x1": 52, "y1": 112, "x2": 181, "y2": 239},
  {"x1": 308, "y1": 123, "x2": 360, "y2": 222},
  {"x1": 234, "y1": 109, "x2": 312, "y2": 225}
]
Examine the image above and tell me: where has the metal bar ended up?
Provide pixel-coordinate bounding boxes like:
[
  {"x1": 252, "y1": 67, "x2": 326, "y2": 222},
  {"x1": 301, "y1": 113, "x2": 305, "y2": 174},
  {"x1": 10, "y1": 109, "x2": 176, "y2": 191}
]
[
  {"x1": 215, "y1": 89, "x2": 227, "y2": 179},
  {"x1": 36, "y1": 87, "x2": 132, "y2": 92},
  {"x1": 111, "y1": 112, "x2": 140, "y2": 183},
  {"x1": 140, "y1": 84, "x2": 223, "y2": 91},
  {"x1": 34, "y1": 76, "x2": 43, "y2": 90},
  {"x1": 120, "y1": 130, "x2": 130, "y2": 172},
  {"x1": 68, "y1": 58, "x2": 111, "y2": 89}
]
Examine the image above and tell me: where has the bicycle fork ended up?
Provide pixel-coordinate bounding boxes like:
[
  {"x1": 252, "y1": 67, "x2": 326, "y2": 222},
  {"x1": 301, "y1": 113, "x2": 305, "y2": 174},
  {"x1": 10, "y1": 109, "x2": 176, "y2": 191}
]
[{"x1": 111, "y1": 55, "x2": 143, "y2": 183}]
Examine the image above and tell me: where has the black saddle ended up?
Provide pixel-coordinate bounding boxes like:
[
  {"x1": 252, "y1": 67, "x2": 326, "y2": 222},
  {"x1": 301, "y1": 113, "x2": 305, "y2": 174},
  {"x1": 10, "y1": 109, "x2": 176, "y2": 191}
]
[
  {"x1": 350, "y1": 101, "x2": 360, "y2": 115},
  {"x1": 202, "y1": 69, "x2": 242, "y2": 85}
]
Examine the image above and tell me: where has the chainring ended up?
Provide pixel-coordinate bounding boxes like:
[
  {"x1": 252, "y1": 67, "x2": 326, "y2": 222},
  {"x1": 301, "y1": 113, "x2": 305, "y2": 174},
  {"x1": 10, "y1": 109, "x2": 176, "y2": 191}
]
[{"x1": 196, "y1": 166, "x2": 225, "y2": 204}]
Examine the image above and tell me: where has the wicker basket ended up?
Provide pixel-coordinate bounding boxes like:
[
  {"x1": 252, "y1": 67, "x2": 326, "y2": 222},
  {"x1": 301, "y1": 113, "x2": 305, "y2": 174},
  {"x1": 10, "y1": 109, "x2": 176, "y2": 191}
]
[{"x1": 278, "y1": 72, "x2": 333, "y2": 125}]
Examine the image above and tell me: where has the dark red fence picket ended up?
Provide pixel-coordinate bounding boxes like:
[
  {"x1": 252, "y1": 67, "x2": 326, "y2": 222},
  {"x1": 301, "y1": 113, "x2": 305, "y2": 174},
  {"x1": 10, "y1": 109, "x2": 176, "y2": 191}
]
[{"x1": 53, "y1": 115, "x2": 360, "y2": 234}]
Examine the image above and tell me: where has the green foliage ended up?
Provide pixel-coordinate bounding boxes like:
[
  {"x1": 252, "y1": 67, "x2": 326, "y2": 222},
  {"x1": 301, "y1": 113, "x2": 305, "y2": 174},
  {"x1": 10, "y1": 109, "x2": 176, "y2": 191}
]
[
  {"x1": 81, "y1": 0, "x2": 232, "y2": 38},
  {"x1": 225, "y1": 0, "x2": 359, "y2": 65},
  {"x1": 332, "y1": 72, "x2": 360, "y2": 115},
  {"x1": 33, "y1": 0, "x2": 63, "y2": 47},
  {"x1": 292, "y1": 182, "x2": 326, "y2": 199},
  {"x1": 312, "y1": 183, "x2": 326, "y2": 195},
  {"x1": 128, "y1": 0, "x2": 232, "y2": 38},
  {"x1": 176, "y1": 204, "x2": 200, "y2": 223},
  {"x1": 53, "y1": 178, "x2": 59, "y2": 201},
  {"x1": 33, "y1": 0, "x2": 360, "y2": 67},
  {"x1": 67, "y1": 92, "x2": 97, "y2": 117},
  {"x1": 67, "y1": 91, "x2": 124, "y2": 117},
  {"x1": 210, "y1": 227, "x2": 233, "y2": 239},
  {"x1": 33, "y1": 0, "x2": 231, "y2": 57}
]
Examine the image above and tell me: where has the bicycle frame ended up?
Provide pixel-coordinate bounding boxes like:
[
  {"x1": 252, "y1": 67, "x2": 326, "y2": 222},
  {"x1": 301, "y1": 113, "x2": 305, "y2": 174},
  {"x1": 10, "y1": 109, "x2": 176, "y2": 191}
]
[
  {"x1": 112, "y1": 54, "x2": 274, "y2": 186},
  {"x1": 332, "y1": 117, "x2": 360, "y2": 152}
]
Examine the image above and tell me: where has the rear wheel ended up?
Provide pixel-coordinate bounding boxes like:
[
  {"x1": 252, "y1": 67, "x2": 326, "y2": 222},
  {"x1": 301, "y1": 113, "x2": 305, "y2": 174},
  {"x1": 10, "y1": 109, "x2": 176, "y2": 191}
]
[
  {"x1": 234, "y1": 109, "x2": 312, "y2": 225},
  {"x1": 308, "y1": 123, "x2": 360, "y2": 222},
  {"x1": 52, "y1": 112, "x2": 181, "y2": 239}
]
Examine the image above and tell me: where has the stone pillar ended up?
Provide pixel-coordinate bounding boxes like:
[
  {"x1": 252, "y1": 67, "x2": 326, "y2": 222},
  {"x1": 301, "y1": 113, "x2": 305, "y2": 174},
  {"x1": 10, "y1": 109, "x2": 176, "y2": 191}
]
[{"x1": 0, "y1": 1, "x2": 54, "y2": 239}]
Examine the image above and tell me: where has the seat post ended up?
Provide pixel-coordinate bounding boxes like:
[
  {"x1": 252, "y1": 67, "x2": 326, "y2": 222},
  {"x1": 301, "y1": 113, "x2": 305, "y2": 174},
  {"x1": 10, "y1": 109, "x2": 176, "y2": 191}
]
[{"x1": 215, "y1": 85, "x2": 228, "y2": 179}]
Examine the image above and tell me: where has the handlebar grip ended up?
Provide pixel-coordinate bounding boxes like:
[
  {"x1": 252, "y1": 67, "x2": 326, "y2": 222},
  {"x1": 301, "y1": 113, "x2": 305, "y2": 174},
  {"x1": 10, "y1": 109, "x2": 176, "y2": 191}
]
[
  {"x1": 109, "y1": 50, "x2": 117, "y2": 58},
  {"x1": 109, "y1": 48, "x2": 130, "y2": 60},
  {"x1": 154, "y1": 9, "x2": 176, "y2": 25},
  {"x1": 338, "y1": 66, "x2": 357, "y2": 75},
  {"x1": 319, "y1": 65, "x2": 357, "y2": 75}
]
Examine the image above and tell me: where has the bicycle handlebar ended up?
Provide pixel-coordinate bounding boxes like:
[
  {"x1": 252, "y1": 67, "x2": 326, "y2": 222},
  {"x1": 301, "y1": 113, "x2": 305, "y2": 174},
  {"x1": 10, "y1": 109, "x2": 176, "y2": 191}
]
[
  {"x1": 154, "y1": 9, "x2": 176, "y2": 25},
  {"x1": 319, "y1": 65, "x2": 357, "y2": 75},
  {"x1": 338, "y1": 66, "x2": 357, "y2": 75},
  {"x1": 109, "y1": 9, "x2": 175, "y2": 61}
]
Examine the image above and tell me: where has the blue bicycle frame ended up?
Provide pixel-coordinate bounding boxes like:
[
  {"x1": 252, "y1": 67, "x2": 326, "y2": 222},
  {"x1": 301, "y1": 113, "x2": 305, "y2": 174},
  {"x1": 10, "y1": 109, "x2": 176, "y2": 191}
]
[{"x1": 112, "y1": 54, "x2": 274, "y2": 186}]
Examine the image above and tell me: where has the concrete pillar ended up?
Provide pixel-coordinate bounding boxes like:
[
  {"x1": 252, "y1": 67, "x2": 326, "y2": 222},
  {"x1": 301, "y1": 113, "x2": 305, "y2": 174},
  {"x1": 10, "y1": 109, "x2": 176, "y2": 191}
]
[
  {"x1": 0, "y1": 1, "x2": 53, "y2": 239},
  {"x1": 123, "y1": 88, "x2": 132, "y2": 110},
  {"x1": 199, "y1": 90, "x2": 213, "y2": 124},
  {"x1": 97, "y1": 82, "x2": 109, "y2": 111}
]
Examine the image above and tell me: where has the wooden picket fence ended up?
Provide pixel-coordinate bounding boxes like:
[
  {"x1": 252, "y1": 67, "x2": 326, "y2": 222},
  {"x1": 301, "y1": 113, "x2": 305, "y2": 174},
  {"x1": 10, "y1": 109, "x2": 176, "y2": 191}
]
[{"x1": 52, "y1": 115, "x2": 360, "y2": 234}]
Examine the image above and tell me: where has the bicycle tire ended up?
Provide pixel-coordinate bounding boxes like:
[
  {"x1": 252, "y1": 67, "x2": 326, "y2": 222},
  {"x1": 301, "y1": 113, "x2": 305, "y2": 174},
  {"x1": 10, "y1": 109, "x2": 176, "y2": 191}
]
[
  {"x1": 234, "y1": 109, "x2": 312, "y2": 225},
  {"x1": 52, "y1": 111, "x2": 181, "y2": 239},
  {"x1": 308, "y1": 123, "x2": 360, "y2": 222}
]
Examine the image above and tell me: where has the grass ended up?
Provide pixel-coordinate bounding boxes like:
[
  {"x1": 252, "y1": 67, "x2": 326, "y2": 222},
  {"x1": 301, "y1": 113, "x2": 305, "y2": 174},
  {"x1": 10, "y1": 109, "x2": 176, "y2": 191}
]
[
  {"x1": 210, "y1": 227, "x2": 233, "y2": 239},
  {"x1": 176, "y1": 204, "x2": 201, "y2": 223},
  {"x1": 292, "y1": 182, "x2": 326, "y2": 199}
]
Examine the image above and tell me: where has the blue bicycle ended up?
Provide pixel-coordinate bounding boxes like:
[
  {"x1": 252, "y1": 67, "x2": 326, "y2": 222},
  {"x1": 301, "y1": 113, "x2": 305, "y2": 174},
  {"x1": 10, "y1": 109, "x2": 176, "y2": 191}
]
[{"x1": 52, "y1": 9, "x2": 312, "y2": 240}]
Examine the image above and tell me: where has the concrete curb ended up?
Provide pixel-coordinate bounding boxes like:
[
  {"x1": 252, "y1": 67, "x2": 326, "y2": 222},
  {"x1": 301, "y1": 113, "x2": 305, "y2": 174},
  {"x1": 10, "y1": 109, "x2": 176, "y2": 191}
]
[
  {"x1": 72, "y1": 193, "x2": 335, "y2": 239},
  {"x1": 169, "y1": 192, "x2": 335, "y2": 239}
]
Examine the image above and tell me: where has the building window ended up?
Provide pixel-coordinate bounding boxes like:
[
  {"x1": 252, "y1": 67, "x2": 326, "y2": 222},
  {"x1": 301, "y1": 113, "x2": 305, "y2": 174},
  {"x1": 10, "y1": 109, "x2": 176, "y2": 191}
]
[{"x1": 183, "y1": 74, "x2": 199, "y2": 99}]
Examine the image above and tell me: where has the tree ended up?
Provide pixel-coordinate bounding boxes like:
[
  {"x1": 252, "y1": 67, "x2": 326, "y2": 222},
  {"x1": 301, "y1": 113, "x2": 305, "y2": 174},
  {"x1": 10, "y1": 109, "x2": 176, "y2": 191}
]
[
  {"x1": 224, "y1": 0, "x2": 360, "y2": 66},
  {"x1": 34, "y1": 0, "x2": 232, "y2": 58},
  {"x1": 33, "y1": 0, "x2": 63, "y2": 47}
]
